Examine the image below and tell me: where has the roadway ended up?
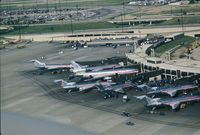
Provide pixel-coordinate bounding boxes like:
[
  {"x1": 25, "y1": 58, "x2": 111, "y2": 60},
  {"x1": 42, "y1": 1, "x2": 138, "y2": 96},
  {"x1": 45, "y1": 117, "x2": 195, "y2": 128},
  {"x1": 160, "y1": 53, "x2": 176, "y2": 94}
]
[
  {"x1": 1, "y1": 42, "x2": 200, "y2": 135},
  {"x1": 5, "y1": 24, "x2": 200, "y2": 42}
]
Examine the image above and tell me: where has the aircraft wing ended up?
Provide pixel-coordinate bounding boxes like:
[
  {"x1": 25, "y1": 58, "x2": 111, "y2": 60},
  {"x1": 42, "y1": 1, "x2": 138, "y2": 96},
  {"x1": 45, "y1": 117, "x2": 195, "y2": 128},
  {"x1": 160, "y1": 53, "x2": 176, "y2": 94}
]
[
  {"x1": 86, "y1": 67, "x2": 103, "y2": 72},
  {"x1": 95, "y1": 83, "x2": 114, "y2": 93},
  {"x1": 47, "y1": 65, "x2": 71, "y2": 70},
  {"x1": 95, "y1": 85, "x2": 125, "y2": 94},
  {"x1": 63, "y1": 84, "x2": 94, "y2": 91},
  {"x1": 148, "y1": 89, "x2": 177, "y2": 97},
  {"x1": 110, "y1": 83, "x2": 134, "y2": 93},
  {"x1": 62, "y1": 85, "x2": 76, "y2": 89},
  {"x1": 121, "y1": 82, "x2": 135, "y2": 89},
  {"x1": 134, "y1": 95, "x2": 147, "y2": 100},
  {"x1": 84, "y1": 75, "x2": 109, "y2": 82},
  {"x1": 79, "y1": 85, "x2": 95, "y2": 92},
  {"x1": 84, "y1": 77, "x2": 103, "y2": 82},
  {"x1": 163, "y1": 90, "x2": 177, "y2": 97},
  {"x1": 83, "y1": 71, "x2": 126, "y2": 82},
  {"x1": 164, "y1": 101, "x2": 180, "y2": 110},
  {"x1": 112, "y1": 88, "x2": 125, "y2": 94},
  {"x1": 95, "y1": 84, "x2": 105, "y2": 92},
  {"x1": 47, "y1": 67, "x2": 61, "y2": 70},
  {"x1": 160, "y1": 96, "x2": 200, "y2": 109},
  {"x1": 87, "y1": 64, "x2": 121, "y2": 72},
  {"x1": 91, "y1": 68, "x2": 104, "y2": 72}
]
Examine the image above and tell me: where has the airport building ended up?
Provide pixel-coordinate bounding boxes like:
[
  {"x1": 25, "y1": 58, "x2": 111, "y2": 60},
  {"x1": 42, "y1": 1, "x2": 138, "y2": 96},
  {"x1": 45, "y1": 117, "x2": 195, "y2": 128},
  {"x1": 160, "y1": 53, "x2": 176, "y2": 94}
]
[{"x1": 126, "y1": 44, "x2": 200, "y2": 80}]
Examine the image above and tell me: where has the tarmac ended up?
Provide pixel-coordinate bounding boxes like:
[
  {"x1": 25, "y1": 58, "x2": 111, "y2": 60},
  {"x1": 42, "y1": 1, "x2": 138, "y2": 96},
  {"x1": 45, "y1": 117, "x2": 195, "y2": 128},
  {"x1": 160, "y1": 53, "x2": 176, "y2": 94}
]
[
  {"x1": 1, "y1": 42, "x2": 200, "y2": 135},
  {"x1": 192, "y1": 46, "x2": 200, "y2": 61}
]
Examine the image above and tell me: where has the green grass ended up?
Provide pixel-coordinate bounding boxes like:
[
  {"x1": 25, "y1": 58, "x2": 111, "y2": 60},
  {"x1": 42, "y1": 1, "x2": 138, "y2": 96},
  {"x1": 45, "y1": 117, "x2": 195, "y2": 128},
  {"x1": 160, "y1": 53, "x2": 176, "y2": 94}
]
[
  {"x1": 159, "y1": 16, "x2": 200, "y2": 25},
  {"x1": 101, "y1": 0, "x2": 131, "y2": 4},
  {"x1": 2, "y1": 22, "x2": 121, "y2": 35},
  {"x1": 161, "y1": 6, "x2": 200, "y2": 14},
  {"x1": 155, "y1": 36, "x2": 195, "y2": 56}
]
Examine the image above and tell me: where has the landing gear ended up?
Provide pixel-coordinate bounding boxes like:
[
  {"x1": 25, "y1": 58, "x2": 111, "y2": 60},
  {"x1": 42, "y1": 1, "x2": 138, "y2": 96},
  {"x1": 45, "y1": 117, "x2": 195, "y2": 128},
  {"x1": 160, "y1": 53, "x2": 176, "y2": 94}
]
[
  {"x1": 122, "y1": 111, "x2": 131, "y2": 117},
  {"x1": 152, "y1": 107, "x2": 156, "y2": 111},
  {"x1": 68, "y1": 75, "x2": 75, "y2": 80},
  {"x1": 111, "y1": 91, "x2": 119, "y2": 98},
  {"x1": 174, "y1": 107, "x2": 180, "y2": 112},
  {"x1": 102, "y1": 92, "x2": 112, "y2": 99},
  {"x1": 103, "y1": 95, "x2": 108, "y2": 99},
  {"x1": 103, "y1": 93, "x2": 110, "y2": 99},
  {"x1": 38, "y1": 70, "x2": 43, "y2": 75},
  {"x1": 123, "y1": 95, "x2": 129, "y2": 102},
  {"x1": 126, "y1": 121, "x2": 134, "y2": 126},
  {"x1": 51, "y1": 70, "x2": 58, "y2": 74},
  {"x1": 68, "y1": 90, "x2": 72, "y2": 93},
  {"x1": 102, "y1": 91, "x2": 120, "y2": 99}
]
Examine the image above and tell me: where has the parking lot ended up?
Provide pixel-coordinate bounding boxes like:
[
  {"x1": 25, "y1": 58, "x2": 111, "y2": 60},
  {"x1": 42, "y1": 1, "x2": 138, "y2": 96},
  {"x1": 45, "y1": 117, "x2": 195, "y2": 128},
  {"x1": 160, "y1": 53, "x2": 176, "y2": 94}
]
[{"x1": 0, "y1": 7, "x2": 117, "y2": 25}]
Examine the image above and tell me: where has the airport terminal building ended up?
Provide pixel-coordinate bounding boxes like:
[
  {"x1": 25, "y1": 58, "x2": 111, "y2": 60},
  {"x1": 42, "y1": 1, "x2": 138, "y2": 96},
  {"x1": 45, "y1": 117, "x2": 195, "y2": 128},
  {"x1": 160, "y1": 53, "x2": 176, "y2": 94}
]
[{"x1": 126, "y1": 44, "x2": 200, "y2": 80}]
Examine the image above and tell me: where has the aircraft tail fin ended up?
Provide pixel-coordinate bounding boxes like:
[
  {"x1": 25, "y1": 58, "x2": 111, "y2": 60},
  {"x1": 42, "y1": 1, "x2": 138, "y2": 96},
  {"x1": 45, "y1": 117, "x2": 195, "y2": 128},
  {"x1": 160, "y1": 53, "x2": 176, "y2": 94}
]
[
  {"x1": 170, "y1": 102, "x2": 180, "y2": 110},
  {"x1": 118, "y1": 62, "x2": 124, "y2": 66},
  {"x1": 30, "y1": 60, "x2": 46, "y2": 68},
  {"x1": 70, "y1": 61, "x2": 85, "y2": 73},
  {"x1": 54, "y1": 79, "x2": 68, "y2": 88},
  {"x1": 135, "y1": 95, "x2": 160, "y2": 105},
  {"x1": 95, "y1": 83, "x2": 105, "y2": 92}
]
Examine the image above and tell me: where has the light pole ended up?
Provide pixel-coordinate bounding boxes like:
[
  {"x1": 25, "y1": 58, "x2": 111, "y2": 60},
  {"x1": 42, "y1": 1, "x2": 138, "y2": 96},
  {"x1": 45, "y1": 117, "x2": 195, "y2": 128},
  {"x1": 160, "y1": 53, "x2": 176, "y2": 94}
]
[
  {"x1": 35, "y1": 0, "x2": 38, "y2": 12},
  {"x1": 46, "y1": 0, "x2": 49, "y2": 12},
  {"x1": 181, "y1": 8, "x2": 184, "y2": 32},
  {"x1": 122, "y1": 0, "x2": 125, "y2": 32},
  {"x1": 120, "y1": 12, "x2": 124, "y2": 32},
  {"x1": 170, "y1": 5, "x2": 173, "y2": 16},
  {"x1": 18, "y1": 20, "x2": 22, "y2": 41},
  {"x1": 76, "y1": 5, "x2": 79, "y2": 21},
  {"x1": 59, "y1": 0, "x2": 61, "y2": 16},
  {"x1": 69, "y1": 14, "x2": 73, "y2": 35},
  {"x1": 123, "y1": 0, "x2": 125, "y2": 20}
]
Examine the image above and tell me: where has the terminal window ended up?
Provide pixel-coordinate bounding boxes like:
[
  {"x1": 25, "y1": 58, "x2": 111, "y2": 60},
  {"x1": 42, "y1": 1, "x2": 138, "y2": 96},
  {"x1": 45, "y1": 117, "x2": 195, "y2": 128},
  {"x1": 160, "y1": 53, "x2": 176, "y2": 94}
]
[
  {"x1": 172, "y1": 70, "x2": 176, "y2": 75},
  {"x1": 166, "y1": 70, "x2": 170, "y2": 74},
  {"x1": 181, "y1": 72, "x2": 187, "y2": 76}
]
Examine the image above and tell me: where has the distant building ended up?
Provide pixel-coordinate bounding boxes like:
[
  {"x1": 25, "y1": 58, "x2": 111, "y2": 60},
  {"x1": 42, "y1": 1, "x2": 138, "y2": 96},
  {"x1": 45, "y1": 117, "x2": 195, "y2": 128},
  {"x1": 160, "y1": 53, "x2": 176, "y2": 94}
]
[
  {"x1": 128, "y1": 0, "x2": 180, "y2": 6},
  {"x1": 194, "y1": 34, "x2": 200, "y2": 39},
  {"x1": 165, "y1": 33, "x2": 184, "y2": 41}
]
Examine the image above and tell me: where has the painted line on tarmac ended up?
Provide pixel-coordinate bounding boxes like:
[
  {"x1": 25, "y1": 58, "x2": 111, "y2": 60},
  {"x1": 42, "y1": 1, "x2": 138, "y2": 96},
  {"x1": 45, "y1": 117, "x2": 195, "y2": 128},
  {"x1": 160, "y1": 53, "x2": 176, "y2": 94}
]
[{"x1": 2, "y1": 93, "x2": 44, "y2": 110}]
